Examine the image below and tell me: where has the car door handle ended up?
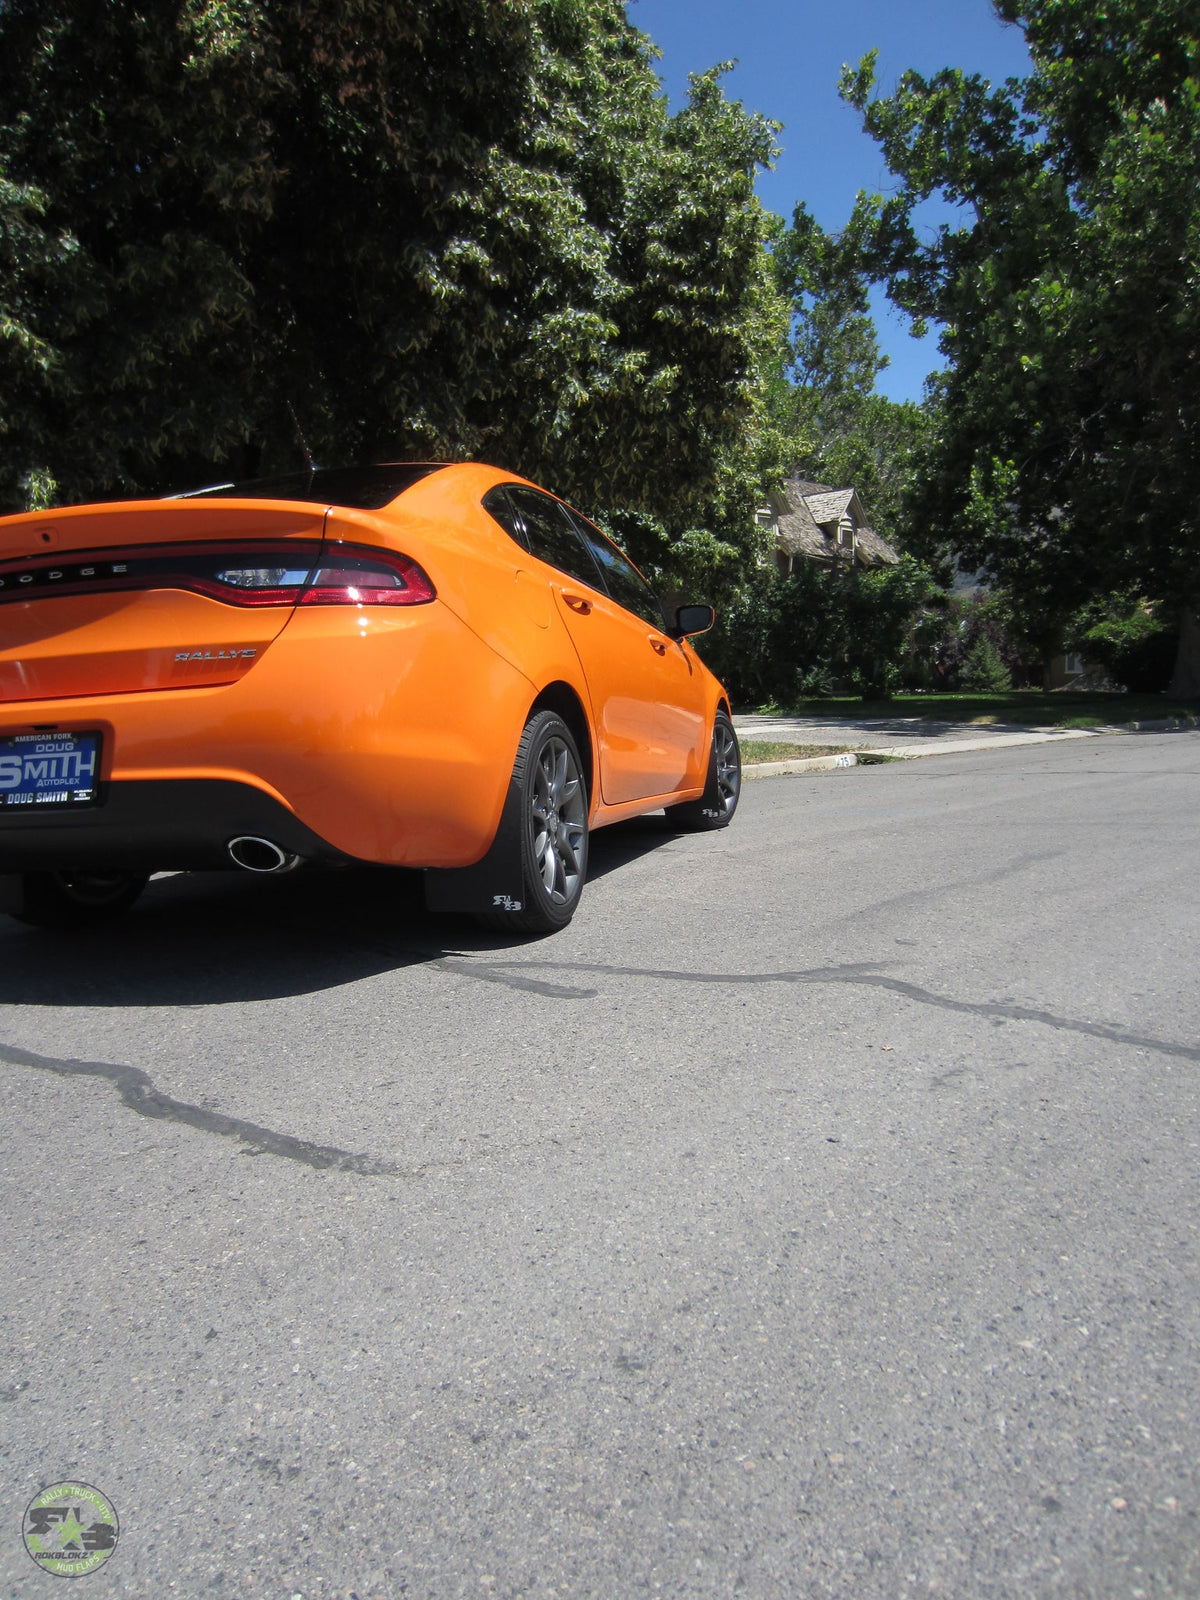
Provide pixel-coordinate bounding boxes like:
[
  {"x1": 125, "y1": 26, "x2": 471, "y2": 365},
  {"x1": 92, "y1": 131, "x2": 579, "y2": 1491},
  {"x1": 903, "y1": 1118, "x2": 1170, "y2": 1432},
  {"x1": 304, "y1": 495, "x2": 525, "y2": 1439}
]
[
  {"x1": 561, "y1": 592, "x2": 592, "y2": 615},
  {"x1": 648, "y1": 636, "x2": 667, "y2": 655}
]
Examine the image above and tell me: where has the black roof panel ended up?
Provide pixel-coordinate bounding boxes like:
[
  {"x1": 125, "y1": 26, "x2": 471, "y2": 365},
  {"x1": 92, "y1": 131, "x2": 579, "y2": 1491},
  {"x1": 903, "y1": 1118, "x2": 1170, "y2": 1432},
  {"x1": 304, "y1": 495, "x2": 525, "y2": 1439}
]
[{"x1": 171, "y1": 463, "x2": 446, "y2": 510}]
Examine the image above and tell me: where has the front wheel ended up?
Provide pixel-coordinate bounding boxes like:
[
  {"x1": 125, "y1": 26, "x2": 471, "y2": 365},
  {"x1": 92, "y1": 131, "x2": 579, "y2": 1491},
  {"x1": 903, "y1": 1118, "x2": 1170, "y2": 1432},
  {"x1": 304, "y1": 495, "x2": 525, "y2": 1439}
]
[
  {"x1": 666, "y1": 709, "x2": 741, "y2": 831},
  {"x1": 480, "y1": 710, "x2": 589, "y2": 934},
  {"x1": 8, "y1": 870, "x2": 149, "y2": 929}
]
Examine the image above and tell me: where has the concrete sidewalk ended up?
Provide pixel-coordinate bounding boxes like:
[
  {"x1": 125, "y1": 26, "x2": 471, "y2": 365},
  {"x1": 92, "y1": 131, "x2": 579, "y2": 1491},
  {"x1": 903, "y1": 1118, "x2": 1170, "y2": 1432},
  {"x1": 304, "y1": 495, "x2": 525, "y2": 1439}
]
[{"x1": 734, "y1": 710, "x2": 1200, "y2": 777}]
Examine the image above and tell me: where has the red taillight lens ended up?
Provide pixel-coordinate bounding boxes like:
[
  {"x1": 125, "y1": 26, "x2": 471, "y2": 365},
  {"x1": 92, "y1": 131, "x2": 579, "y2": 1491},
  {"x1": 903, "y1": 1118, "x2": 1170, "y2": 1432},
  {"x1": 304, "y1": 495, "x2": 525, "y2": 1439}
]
[{"x1": 299, "y1": 550, "x2": 435, "y2": 606}]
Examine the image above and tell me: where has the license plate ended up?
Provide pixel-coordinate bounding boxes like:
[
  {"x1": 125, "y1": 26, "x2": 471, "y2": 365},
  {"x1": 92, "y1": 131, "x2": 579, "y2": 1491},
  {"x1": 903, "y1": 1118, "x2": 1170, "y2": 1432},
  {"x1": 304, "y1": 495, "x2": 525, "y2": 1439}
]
[{"x1": 0, "y1": 731, "x2": 101, "y2": 808}]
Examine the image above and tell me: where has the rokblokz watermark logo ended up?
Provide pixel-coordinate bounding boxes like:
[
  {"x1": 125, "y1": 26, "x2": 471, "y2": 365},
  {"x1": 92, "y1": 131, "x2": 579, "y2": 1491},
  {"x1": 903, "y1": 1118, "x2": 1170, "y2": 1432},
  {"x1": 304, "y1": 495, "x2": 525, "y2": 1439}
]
[{"x1": 22, "y1": 1482, "x2": 119, "y2": 1577}]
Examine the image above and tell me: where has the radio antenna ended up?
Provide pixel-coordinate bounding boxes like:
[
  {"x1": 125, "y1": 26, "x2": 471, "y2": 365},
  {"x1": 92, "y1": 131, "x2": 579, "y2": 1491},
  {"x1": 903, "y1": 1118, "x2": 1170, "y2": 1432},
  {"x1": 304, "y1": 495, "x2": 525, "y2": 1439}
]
[{"x1": 287, "y1": 401, "x2": 317, "y2": 472}]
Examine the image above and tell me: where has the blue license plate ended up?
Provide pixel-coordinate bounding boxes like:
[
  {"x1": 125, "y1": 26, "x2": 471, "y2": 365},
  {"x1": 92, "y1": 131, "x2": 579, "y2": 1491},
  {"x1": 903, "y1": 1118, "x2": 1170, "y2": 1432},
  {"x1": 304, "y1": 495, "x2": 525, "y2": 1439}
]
[{"x1": 0, "y1": 732, "x2": 101, "y2": 808}]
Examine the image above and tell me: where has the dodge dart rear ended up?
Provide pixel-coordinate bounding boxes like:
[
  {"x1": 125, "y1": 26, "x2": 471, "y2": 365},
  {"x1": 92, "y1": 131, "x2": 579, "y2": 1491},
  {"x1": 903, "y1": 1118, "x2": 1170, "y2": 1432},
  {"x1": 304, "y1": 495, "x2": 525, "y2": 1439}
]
[{"x1": 0, "y1": 462, "x2": 739, "y2": 932}]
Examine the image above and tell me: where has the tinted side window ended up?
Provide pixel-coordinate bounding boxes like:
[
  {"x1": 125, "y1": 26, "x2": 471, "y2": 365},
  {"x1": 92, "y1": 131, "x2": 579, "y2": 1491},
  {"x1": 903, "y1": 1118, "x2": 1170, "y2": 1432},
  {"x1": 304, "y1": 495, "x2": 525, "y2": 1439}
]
[
  {"x1": 567, "y1": 510, "x2": 664, "y2": 627},
  {"x1": 506, "y1": 487, "x2": 602, "y2": 589},
  {"x1": 482, "y1": 486, "x2": 528, "y2": 550}
]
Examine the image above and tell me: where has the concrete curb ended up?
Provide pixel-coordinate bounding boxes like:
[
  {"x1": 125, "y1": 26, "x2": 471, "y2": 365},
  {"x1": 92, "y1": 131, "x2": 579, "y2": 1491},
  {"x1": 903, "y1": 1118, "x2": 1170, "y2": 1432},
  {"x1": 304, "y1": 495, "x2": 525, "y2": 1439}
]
[
  {"x1": 738, "y1": 714, "x2": 1199, "y2": 780},
  {"x1": 742, "y1": 751, "x2": 860, "y2": 780},
  {"x1": 849, "y1": 727, "x2": 1101, "y2": 760},
  {"x1": 1109, "y1": 714, "x2": 1200, "y2": 733}
]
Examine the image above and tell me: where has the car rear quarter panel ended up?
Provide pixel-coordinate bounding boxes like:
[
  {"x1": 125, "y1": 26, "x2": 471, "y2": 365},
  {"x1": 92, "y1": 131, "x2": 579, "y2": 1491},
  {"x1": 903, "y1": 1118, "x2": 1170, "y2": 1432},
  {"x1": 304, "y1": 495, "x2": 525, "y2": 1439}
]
[
  {"x1": 227, "y1": 602, "x2": 534, "y2": 865},
  {"x1": 333, "y1": 469, "x2": 727, "y2": 828},
  {"x1": 327, "y1": 476, "x2": 607, "y2": 804},
  {"x1": 330, "y1": 471, "x2": 584, "y2": 691}
]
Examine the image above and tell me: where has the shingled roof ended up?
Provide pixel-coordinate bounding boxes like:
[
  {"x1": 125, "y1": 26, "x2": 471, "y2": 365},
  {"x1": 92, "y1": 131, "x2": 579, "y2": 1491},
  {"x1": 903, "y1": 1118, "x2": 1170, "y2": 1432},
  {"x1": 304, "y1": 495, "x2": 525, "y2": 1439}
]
[{"x1": 765, "y1": 476, "x2": 899, "y2": 569}]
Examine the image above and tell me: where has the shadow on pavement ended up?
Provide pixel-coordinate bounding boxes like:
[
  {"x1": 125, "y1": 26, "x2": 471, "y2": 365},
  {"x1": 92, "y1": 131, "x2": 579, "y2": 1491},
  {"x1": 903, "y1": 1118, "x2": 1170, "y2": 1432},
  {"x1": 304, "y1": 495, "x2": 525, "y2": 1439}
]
[
  {"x1": 750, "y1": 716, "x2": 1040, "y2": 740},
  {"x1": 743, "y1": 714, "x2": 1200, "y2": 743},
  {"x1": 0, "y1": 815, "x2": 684, "y2": 1009}
]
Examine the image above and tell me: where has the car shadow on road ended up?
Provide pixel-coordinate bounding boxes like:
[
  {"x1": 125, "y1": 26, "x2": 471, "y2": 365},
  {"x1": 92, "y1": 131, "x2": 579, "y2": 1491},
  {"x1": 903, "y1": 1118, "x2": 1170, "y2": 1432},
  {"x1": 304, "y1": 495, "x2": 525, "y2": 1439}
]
[
  {"x1": 584, "y1": 812, "x2": 689, "y2": 883},
  {"x1": 0, "y1": 816, "x2": 685, "y2": 1009}
]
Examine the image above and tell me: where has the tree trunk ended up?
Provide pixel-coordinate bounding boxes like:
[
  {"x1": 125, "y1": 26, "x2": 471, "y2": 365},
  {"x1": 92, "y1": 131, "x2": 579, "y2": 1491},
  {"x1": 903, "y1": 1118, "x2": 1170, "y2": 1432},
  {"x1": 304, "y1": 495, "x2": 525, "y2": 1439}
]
[{"x1": 1167, "y1": 606, "x2": 1200, "y2": 699}]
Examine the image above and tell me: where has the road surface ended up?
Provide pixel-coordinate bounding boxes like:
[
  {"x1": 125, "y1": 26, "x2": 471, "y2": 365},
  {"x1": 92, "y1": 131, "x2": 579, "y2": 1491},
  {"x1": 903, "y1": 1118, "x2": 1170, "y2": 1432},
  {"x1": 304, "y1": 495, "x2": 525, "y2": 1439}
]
[{"x1": 1, "y1": 731, "x2": 1197, "y2": 1597}]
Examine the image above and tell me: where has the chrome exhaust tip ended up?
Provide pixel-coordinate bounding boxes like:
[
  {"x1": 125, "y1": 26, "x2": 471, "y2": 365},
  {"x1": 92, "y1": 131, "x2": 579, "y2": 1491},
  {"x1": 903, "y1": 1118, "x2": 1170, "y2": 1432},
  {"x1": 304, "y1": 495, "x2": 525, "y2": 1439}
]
[{"x1": 227, "y1": 836, "x2": 301, "y2": 874}]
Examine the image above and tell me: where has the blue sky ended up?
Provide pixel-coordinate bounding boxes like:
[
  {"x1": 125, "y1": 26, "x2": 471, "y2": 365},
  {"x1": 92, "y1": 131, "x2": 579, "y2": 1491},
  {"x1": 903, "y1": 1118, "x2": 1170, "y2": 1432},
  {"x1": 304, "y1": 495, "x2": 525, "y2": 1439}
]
[{"x1": 624, "y1": 0, "x2": 1032, "y2": 402}]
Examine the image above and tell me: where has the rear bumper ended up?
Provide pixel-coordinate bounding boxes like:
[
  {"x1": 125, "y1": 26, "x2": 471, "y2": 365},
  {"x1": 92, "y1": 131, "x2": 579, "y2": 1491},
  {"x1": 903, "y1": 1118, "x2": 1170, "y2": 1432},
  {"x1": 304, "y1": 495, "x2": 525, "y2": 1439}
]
[
  {"x1": 0, "y1": 779, "x2": 345, "y2": 873},
  {"x1": 0, "y1": 603, "x2": 537, "y2": 870}
]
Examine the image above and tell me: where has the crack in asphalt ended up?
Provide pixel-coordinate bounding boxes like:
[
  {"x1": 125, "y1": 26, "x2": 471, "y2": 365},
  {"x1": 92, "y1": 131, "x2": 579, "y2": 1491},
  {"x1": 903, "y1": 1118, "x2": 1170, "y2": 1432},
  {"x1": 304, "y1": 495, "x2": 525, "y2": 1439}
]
[
  {"x1": 8, "y1": 959, "x2": 1191, "y2": 1171},
  {"x1": 429, "y1": 958, "x2": 597, "y2": 1000},
  {"x1": 440, "y1": 958, "x2": 1200, "y2": 1064},
  {"x1": 0, "y1": 1041, "x2": 413, "y2": 1176},
  {"x1": 825, "y1": 850, "x2": 1069, "y2": 925}
]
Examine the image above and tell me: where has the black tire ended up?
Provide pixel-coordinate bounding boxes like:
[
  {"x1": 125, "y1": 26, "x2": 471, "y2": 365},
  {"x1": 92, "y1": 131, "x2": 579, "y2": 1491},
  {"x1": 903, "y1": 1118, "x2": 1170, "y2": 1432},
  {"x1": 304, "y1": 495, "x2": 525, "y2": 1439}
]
[
  {"x1": 10, "y1": 870, "x2": 149, "y2": 929},
  {"x1": 666, "y1": 709, "x2": 741, "y2": 831},
  {"x1": 479, "y1": 710, "x2": 588, "y2": 934}
]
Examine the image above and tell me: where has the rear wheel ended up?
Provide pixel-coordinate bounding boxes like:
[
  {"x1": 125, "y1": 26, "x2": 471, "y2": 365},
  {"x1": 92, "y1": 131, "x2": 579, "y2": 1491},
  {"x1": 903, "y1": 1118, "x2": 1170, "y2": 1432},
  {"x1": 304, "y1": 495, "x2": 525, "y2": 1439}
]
[
  {"x1": 666, "y1": 709, "x2": 741, "y2": 830},
  {"x1": 9, "y1": 870, "x2": 149, "y2": 928},
  {"x1": 480, "y1": 710, "x2": 588, "y2": 933}
]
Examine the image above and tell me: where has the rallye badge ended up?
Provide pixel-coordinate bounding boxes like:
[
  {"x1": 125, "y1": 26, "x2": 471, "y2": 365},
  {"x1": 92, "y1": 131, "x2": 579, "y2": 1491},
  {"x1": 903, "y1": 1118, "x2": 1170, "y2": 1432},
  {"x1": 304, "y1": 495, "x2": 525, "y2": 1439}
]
[{"x1": 175, "y1": 648, "x2": 258, "y2": 662}]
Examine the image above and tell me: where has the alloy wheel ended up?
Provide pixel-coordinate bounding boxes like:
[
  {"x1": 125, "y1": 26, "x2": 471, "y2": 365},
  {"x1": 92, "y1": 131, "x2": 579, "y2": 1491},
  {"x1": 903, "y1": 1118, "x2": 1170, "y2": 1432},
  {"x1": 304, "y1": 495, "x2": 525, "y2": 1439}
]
[
  {"x1": 712, "y1": 718, "x2": 741, "y2": 817},
  {"x1": 529, "y1": 736, "x2": 587, "y2": 905}
]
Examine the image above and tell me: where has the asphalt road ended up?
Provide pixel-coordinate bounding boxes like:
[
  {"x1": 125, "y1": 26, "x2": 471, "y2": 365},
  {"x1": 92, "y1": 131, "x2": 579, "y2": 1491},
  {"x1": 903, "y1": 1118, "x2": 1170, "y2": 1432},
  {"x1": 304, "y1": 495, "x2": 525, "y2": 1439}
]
[{"x1": 1, "y1": 731, "x2": 1198, "y2": 1599}]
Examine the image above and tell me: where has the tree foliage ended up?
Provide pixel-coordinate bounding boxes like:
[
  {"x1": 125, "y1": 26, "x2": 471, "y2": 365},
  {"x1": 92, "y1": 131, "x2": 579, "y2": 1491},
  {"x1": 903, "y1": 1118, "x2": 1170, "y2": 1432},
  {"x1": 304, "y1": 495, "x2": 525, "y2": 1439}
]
[
  {"x1": 843, "y1": 0, "x2": 1200, "y2": 691},
  {"x1": 700, "y1": 554, "x2": 938, "y2": 705},
  {"x1": 772, "y1": 201, "x2": 886, "y2": 411},
  {"x1": 768, "y1": 201, "x2": 927, "y2": 548},
  {"x1": 960, "y1": 634, "x2": 1012, "y2": 693},
  {"x1": 1066, "y1": 593, "x2": 1177, "y2": 692},
  {"x1": 0, "y1": 0, "x2": 783, "y2": 554}
]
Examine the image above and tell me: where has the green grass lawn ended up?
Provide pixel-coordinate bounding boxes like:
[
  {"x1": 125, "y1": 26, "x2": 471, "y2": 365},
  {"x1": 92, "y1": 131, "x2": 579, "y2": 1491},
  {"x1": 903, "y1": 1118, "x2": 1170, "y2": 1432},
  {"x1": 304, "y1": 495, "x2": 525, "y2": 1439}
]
[
  {"x1": 739, "y1": 740, "x2": 853, "y2": 762},
  {"x1": 753, "y1": 691, "x2": 1200, "y2": 728}
]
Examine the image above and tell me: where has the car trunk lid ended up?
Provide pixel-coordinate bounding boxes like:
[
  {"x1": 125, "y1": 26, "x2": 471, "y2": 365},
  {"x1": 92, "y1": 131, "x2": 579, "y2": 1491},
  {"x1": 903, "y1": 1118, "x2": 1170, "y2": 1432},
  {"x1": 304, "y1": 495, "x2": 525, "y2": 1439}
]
[{"x1": 0, "y1": 501, "x2": 328, "y2": 702}]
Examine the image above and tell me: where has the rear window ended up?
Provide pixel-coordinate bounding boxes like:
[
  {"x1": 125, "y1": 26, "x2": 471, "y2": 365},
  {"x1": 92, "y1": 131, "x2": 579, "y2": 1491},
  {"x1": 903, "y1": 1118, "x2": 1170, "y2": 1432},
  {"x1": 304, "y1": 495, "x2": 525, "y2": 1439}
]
[{"x1": 170, "y1": 464, "x2": 445, "y2": 510}]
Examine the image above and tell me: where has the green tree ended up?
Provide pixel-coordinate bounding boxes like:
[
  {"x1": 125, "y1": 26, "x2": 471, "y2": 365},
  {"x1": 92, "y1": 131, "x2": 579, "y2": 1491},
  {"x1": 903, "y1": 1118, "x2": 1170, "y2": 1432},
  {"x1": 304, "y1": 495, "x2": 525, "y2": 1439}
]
[
  {"x1": 700, "y1": 553, "x2": 938, "y2": 706},
  {"x1": 773, "y1": 201, "x2": 887, "y2": 419},
  {"x1": 810, "y1": 393, "x2": 929, "y2": 551},
  {"x1": 960, "y1": 635, "x2": 1013, "y2": 693},
  {"x1": 0, "y1": 0, "x2": 783, "y2": 567},
  {"x1": 1066, "y1": 593, "x2": 1177, "y2": 692},
  {"x1": 0, "y1": 161, "x2": 70, "y2": 507},
  {"x1": 843, "y1": 0, "x2": 1200, "y2": 694},
  {"x1": 769, "y1": 201, "x2": 926, "y2": 549}
]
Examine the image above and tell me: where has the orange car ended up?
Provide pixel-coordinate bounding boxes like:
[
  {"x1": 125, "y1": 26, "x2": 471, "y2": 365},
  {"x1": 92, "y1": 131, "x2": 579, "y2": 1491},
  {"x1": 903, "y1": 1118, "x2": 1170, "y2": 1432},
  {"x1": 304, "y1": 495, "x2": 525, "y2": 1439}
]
[{"x1": 0, "y1": 463, "x2": 740, "y2": 932}]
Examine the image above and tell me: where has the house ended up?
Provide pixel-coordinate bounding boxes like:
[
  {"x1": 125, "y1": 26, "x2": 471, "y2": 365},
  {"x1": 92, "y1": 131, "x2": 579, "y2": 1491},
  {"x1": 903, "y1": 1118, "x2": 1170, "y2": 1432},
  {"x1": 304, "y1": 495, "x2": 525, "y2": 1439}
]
[{"x1": 755, "y1": 477, "x2": 899, "y2": 576}]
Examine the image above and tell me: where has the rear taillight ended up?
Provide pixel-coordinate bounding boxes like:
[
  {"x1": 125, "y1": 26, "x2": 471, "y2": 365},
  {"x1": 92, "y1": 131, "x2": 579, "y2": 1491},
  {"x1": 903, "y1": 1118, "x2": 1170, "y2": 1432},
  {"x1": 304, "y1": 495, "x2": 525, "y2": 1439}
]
[
  {"x1": 0, "y1": 541, "x2": 435, "y2": 608},
  {"x1": 193, "y1": 561, "x2": 313, "y2": 606},
  {"x1": 298, "y1": 550, "x2": 436, "y2": 607}
]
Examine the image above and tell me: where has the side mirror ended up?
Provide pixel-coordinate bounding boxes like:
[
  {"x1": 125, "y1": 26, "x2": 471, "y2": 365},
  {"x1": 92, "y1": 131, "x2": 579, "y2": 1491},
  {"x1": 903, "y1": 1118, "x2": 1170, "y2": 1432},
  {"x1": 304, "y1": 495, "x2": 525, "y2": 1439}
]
[{"x1": 671, "y1": 604, "x2": 715, "y2": 639}]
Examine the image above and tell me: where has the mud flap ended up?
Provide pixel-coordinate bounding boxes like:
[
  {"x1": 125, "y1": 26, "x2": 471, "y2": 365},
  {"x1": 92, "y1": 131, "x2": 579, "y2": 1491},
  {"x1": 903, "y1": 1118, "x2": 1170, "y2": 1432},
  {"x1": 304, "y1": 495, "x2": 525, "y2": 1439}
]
[{"x1": 422, "y1": 777, "x2": 527, "y2": 916}]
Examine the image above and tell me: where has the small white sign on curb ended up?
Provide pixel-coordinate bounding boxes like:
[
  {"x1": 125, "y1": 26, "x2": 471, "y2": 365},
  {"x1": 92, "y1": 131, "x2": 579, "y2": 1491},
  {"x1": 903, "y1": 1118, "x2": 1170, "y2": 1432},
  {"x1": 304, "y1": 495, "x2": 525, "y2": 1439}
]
[{"x1": 834, "y1": 752, "x2": 855, "y2": 767}]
